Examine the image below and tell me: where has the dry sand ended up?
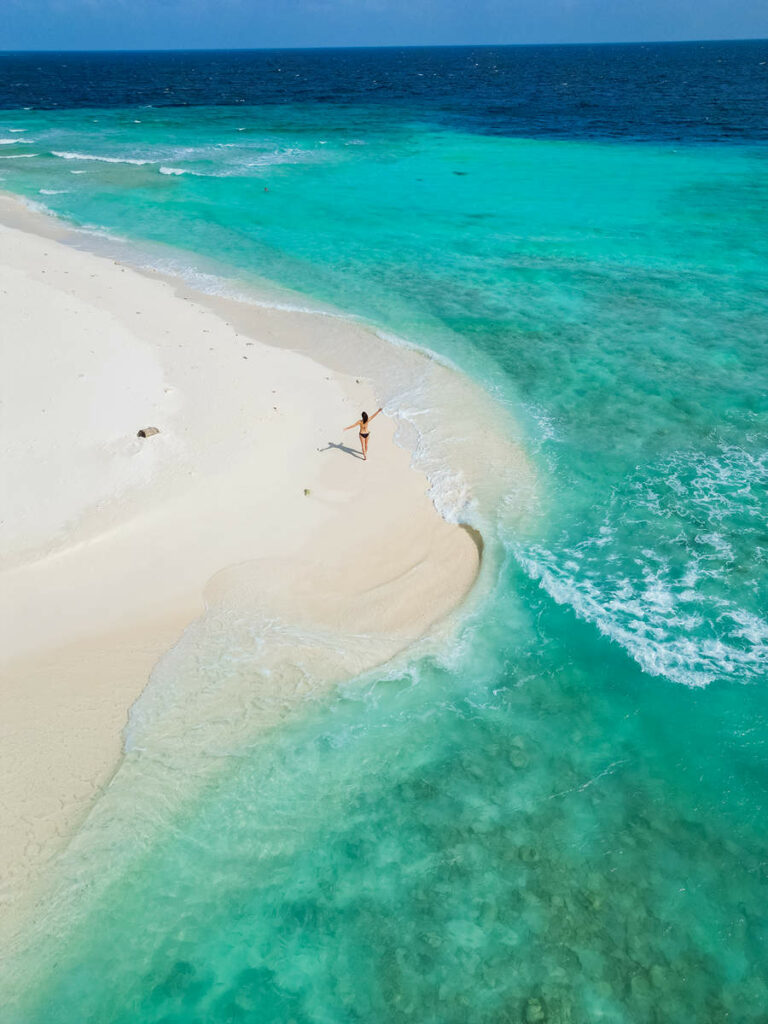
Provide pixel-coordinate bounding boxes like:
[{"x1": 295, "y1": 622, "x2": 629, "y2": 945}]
[{"x1": 0, "y1": 195, "x2": 482, "y2": 929}]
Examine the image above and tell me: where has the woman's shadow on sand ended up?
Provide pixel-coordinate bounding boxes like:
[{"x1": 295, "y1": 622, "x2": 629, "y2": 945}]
[{"x1": 318, "y1": 441, "x2": 365, "y2": 460}]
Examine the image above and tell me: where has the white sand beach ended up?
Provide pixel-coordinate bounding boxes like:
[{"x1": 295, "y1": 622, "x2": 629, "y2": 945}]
[{"x1": 0, "y1": 195, "x2": 485, "y2": 931}]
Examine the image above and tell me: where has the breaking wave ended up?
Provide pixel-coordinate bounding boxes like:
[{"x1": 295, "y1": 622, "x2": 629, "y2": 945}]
[
  {"x1": 517, "y1": 443, "x2": 768, "y2": 687},
  {"x1": 52, "y1": 151, "x2": 154, "y2": 165}
]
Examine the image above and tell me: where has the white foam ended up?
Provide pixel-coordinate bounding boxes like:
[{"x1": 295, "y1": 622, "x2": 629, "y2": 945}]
[
  {"x1": 0, "y1": 153, "x2": 37, "y2": 159},
  {"x1": 244, "y1": 147, "x2": 323, "y2": 168},
  {"x1": 52, "y1": 151, "x2": 154, "y2": 166},
  {"x1": 159, "y1": 166, "x2": 187, "y2": 175},
  {"x1": 524, "y1": 402, "x2": 560, "y2": 444},
  {"x1": 715, "y1": 601, "x2": 768, "y2": 646},
  {"x1": 516, "y1": 442, "x2": 768, "y2": 689},
  {"x1": 157, "y1": 145, "x2": 329, "y2": 178},
  {"x1": 39, "y1": 189, "x2": 70, "y2": 195},
  {"x1": 77, "y1": 223, "x2": 131, "y2": 244},
  {"x1": 15, "y1": 197, "x2": 50, "y2": 215},
  {"x1": 518, "y1": 549, "x2": 743, "y2": 688},
  {"x1": 695, "y1": 531, "x2": 734, "y2": 561}
]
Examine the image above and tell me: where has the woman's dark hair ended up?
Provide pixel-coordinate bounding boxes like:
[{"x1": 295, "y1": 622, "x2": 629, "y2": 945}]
[{"x1": 361, "y1": 411, "x2": 369, "y2": 423}]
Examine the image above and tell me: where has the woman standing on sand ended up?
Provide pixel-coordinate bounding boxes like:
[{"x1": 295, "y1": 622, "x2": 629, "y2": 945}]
[{"x1": 344, "y1": 407, "x2": 382, "y2": 460}]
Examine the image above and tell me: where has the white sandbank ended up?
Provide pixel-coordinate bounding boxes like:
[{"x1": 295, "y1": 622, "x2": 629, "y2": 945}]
[{"x1": 0, "y1": 194, "x2": 491, "y2": 935}]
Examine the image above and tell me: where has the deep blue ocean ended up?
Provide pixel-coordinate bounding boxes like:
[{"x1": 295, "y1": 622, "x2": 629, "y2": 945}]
[
  {"x1": 2, "y1": 42, "x2": 768, "y2": 142},
  {"x1": 2, "y1": 42, "x2": 768, "y2": 1023}
]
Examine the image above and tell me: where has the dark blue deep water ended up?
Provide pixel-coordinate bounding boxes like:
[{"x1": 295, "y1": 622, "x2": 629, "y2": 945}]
[{"x1": 2, "y1": 41, "x2": 768, "y2": 141}]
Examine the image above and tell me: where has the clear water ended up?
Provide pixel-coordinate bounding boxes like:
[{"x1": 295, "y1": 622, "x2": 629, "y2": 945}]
[{"x1": 2, "y1": 44, "x2": 768, "y2": 1022}]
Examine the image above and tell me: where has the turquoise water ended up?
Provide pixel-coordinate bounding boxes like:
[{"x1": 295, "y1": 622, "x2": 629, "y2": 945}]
[{"x1": 2, "y1": 97, "x2": 768, "y2": 1021}]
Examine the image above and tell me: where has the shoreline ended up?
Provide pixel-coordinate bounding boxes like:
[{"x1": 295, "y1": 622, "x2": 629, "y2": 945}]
[{"x1": 0, "y1": 191, "x2": 519, "y2": 949}]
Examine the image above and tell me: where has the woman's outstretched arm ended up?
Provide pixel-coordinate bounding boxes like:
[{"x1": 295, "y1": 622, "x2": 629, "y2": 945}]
[
  {"x1": 369, "y1": 407, "x2": 383, "y2": 421},
  {"x1": 344, "y1": 420, "x2": 361, "y2": 431}
]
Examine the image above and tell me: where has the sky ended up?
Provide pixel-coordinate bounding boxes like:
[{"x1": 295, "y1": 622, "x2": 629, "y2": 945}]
[{"x1": 2, "y1": 0, "x2": 767, "y2": 51}]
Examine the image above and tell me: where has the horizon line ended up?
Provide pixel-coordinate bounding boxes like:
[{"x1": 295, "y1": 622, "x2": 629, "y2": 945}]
[{"x1": 1, "y1": 36, "x2": 767, "y2": 55}]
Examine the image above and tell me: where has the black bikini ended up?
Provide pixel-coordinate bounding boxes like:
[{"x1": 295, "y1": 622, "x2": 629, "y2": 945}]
[{"x1": 360, "y1": 431, "x2": 370, "y2": 439}]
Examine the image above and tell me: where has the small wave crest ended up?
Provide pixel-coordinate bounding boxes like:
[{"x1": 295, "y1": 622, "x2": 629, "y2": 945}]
[
  {"x1": 245, "y1": 146, "x2": 325, "y2": 168},
  {"x1": 52, "y1": 150, "x2": 154, "y2": 165},
  {"x1": 517, "y1": 546, "x2": 768, "y2": 688},
  {"x1": 48, "y1": 142, "x2": 326, "y2": 177},
  {"x1": 516, "y1": 442, "x2": 768, "y2": 688}
]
